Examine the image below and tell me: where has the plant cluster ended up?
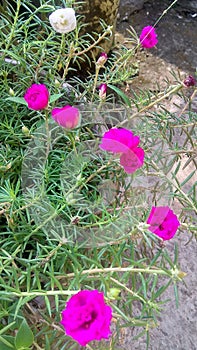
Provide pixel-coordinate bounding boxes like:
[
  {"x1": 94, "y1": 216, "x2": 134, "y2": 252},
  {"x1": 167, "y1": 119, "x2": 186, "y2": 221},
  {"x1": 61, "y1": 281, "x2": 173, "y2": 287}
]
[{"x1": 0, "y1": 0, "x2": 196, "y2": 349}]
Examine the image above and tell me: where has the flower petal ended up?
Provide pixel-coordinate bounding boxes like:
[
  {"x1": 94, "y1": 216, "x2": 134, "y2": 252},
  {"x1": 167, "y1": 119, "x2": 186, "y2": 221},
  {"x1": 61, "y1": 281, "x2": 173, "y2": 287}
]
[
  {"x1": 147, "y1": 206, "x2": 180, "y2": 240},
  {"x1": 99, "y1": 128, "x2": 140, "y2": 154},
  {"x1": 60, "y1": 290, "x2": 112, "y2": 346},
  {"x1": 51, "y1": 105, "x2": 80, "y2": 129},
  {"x1": 140, "y1": 26, "x2": 158, "y2": 48},
  {"x1": 120, "y1": 147, "x2": 145, "y2": 173}
]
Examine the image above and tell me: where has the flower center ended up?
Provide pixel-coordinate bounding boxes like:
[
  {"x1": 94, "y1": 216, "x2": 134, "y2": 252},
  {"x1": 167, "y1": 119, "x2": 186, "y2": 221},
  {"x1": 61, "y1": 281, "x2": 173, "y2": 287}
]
[
  {"x1": 59, "y1": 15, "x2": 68, "y2": 26},
  {"x1": 30, "y1": 93, "x2": 39, "y2": 101},
  {"x1": 81, "y1": 310, "x2": 97, "y2": 329}
]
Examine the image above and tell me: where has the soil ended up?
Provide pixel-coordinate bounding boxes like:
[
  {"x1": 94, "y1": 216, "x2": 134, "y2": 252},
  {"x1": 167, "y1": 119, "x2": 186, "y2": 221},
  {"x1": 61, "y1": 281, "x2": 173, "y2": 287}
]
[
  {"x1": 114, "y1": 1, "x2": 197, "y2": 349},
  {"x1": 118, "y1": 0, "x2": 197, "y2": 75}
]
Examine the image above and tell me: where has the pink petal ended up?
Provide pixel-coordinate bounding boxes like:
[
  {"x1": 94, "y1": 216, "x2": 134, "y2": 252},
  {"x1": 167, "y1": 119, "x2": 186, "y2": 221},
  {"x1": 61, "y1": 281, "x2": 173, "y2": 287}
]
[
  {"x1": 140, "y1": 26, "x2": 158, "y2": 48},
  {"x1": 60, "y1": 290, "x2": 112, "y2": 347},
  {"x1": 120, "y1": 147, "x2": 145, "y2": 173},
  {"x1": 24, "y1": 84, "x2": 49, "y2": 110},
  {"x1": 147, "y1": 206, "x2": 180, "y2": 240},
  {"x1": 99, "y1": 128, "x2": 140, "y2": 153},
  {"x1": 51, "y1": 105, "x2": 80, "y2": 129}
]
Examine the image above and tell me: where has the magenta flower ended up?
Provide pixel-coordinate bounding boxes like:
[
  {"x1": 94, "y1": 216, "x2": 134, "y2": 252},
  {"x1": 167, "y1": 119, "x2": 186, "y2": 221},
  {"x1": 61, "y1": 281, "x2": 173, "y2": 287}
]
[
  {"x1": 99, "y1": 83, "x2": 107, "y2": 99},
  {"x1": 100, "y1": 128, "x2": 140, "y2": 153},
  {"x1": 51, "y1": 105, "x2": 80, "y2": 129},
  {"x1": 99, "y1": 128, "x2": 144, "y2": 174},
  {"x1": 61, "y1": 290, "x2": 112, "y2": 347},
  {"x1": 140, "y1": 26, "x2": 158, "y2": 48},
  {"x1": 120, "y1": 147, "x2": 145, "y2": 174},
  {"x1": 183, "y1": 75, "x2": 196, "y2": 87},
  {"x1": 147, "y1": 206, "x2": 180, "y2": 240},
  {"x1": 24, "y1": 84, "x2": 49, "y2": 110},
  {"x1": 96, "y1": 52, "x2": 108, "y2": 66}
]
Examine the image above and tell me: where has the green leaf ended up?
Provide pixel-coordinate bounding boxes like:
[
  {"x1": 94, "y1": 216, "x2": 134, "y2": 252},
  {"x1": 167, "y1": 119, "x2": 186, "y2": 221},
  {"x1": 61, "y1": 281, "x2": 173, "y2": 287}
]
[
  {"x1": 49, "y1": 93, "x2": 63, "y2": 104},
  {"x1": 154, "y1": 280, "x2": 171, "y2": 299},
  {"x1": 44, "y1": 295, "x2": 52, "y2": 317},
  {"x1": 15, "y1": 319, "x2": 34, "y2": 350},
  {"x1": 0, "y1": 322, "x2": 16, "y2": 335},
  {"x1": 14, "y1": 296, "x2": 35, "y2": 319},
  {"x1": 146, "y1": 330, "x2": 150, "y2": 350},
  {"x1": 108, "y1": 84, "x2": 131, "y2": 107},
  {"x1": 5, "y1": 97, "x2": 28, "y2": 106},
  {"x1": 0, "y1": 335, "x2": 15, "y2": 349},
  {"x1": 180, "y1": 170, "x2": 196, "y2": 187},
  {"x1": 174, "y1": 283, "x2": 179, "y2": 308}
]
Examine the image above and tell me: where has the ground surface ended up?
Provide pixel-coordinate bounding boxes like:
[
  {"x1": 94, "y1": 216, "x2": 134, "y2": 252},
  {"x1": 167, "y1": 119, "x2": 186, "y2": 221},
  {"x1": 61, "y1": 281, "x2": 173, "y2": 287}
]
[
  {"x1": 118, "y1": 0, "x2": 197, "y2": 75},
  {"x1": 115, "y1": 1, "x2": 197, "y2": 349}
]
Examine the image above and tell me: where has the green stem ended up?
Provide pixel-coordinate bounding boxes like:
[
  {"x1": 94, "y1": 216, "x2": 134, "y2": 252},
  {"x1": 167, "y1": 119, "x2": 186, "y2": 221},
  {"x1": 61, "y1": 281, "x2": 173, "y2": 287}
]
[
  {"x1": 110, "y1": 276, "x2": 146, "y2": 303},
  {"x1": 54, "y1": 33, "x2": 66, "y2": 71},
  {"x1": 69, "y1": 26, "x2": 113, "y2": 57},
  {"x1": 118, "y1": 84, "x2": 183, "y2": 127},
  {"x1": 45, "y1": 110, "x2": 50, "y2": 160},
  {"x1": 151, "y1": 160, "x2": 197, "y2": 214},
  {"x1": 4, "y1": 0, "x2": 21, "y2": 54},
  {"x1": 153, "y1": 0, "x2": 178, "y2": 28},
  {"x1": 2, "y1": 290, "x2": 79, "y2": 297},
  {"x1": 78, "y1": 160, "x2": 111, "y2": 192},
  {"x1": 61, "y1": 266, "x2": 173, "y2": 279},
  {"x1": 62, "y1": 42, "x2": 75, "y2": 81},
  {"x1": 68, "y1": 131, "x2": 77, "y2": 155},
  {"x1": 91, "y1": 66, "x2": 101, "y2": 101},
  {"x1": 1, "y1": 267, "x2": 179, "y2": 298}
]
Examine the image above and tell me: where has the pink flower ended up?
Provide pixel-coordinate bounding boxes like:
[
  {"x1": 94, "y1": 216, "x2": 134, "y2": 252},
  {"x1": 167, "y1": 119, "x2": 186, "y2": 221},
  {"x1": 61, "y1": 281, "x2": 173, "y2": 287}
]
[
  {"x1": 147, "y1": 206, "x2": 180, "y2": 240},
  {"x1": 120, "y1": 147, "x2": 144, "y2": 174},
  {"x1": 140, "y1": 26, "x2": 158, "y2": 48},
  {"x1": 99, "y1": 83, "x2": 107, "y2": 99},
  {"x1": 24, "y1": 84, "x2": 49, "y2": 110},
  {"x1": 100, "y1": 128, "x2": 140, "y2": 153},
  {"x1": 61, "y1": 290, "x2": 112, "y2": 347},
  {"x1": 96, "y1": 52, "x2": 108, "y2": 66},
  {"x1": 51, "y1": 105, "x2": 80, "y2": 129},
  {"x1": 99, "y1": 128, "x2": 144, "y2": 174},
  {"x1": 183, "y1": 75, "x2": 196, "y2": 87}
]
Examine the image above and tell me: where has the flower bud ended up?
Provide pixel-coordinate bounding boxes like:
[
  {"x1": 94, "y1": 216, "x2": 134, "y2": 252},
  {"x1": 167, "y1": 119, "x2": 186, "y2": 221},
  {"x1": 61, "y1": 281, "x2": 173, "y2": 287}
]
[
  {"x1": 183, "y1": 75, "x2": 196, "y2": 87},
  {"x1": 22, "y1": 125, "x2": 30, "y2": 135},
  {"x1": 137, "y1": 222, "x2": 150, "y2": 232},
  {"x1": 177, "y1": 270, "x2": 187, "y2": 280},
  {"x1": 66, "y1": 193, "x2": 77, "y2": 205},
  {"x1": 6, "y1": 163, "x2": 12, "y2": 170},
  {"x1": 107, "y1": 288, "x2": 121, "y2": 300},
  {"x1": 96, "y1": 52, "x2": 108, "y2": 67},
  {"x1": 99, "y1": 83, "x2": 107, "y2": 99},
  {"x1": 54, "y1": 79, "x2": 60, "y2": 87},
  {"x1": 9, "y1": 88, "x2": 15, "y2": 96}
]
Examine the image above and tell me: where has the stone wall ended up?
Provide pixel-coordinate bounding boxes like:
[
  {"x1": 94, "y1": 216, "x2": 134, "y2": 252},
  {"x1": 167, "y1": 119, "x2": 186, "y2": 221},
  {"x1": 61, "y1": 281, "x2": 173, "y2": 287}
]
[
  {"x1": 119, "y1": 0, "x2": 197, "y2": 17},
  {"x1": 119, "y1": 0, "x2": 145, "y2": 18}
]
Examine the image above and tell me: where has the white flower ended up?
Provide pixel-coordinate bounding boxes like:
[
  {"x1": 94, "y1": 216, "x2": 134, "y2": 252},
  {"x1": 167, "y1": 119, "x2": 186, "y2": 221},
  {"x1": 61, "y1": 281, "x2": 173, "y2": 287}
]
[{"x1": 49, "y1": 8, "x2": 76, "y2": 34}]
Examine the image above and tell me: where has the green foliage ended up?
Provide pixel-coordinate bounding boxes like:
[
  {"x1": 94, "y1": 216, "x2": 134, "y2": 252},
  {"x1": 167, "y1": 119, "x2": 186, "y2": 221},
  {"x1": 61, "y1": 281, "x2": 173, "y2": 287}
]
[
  {"x1": 0, "y1": 0, "x2": 196, "y2": 349},
  {"x1": 15, "y1": 319, "x2": 34, "y2": 350}
]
